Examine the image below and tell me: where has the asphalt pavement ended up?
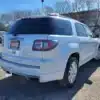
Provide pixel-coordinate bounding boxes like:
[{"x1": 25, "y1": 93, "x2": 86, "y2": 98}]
[{"x1": 0, "y1": 60, "x2": 100, "y2": 100}]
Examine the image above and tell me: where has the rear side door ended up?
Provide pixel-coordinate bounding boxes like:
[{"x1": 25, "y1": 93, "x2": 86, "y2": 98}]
[
  {"x1": 75, "y1": 23, "x2": 93, "y2": 64},
  {"x1": 83, "y1": 25, "x2": 98, "y2": 57}
]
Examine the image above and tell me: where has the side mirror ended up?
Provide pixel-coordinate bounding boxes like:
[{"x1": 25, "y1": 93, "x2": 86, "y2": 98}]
[
  {"x1": 89, "y1": 34, "x2": 99, "y2": 38},
  {"x1": 94, "y1": 34, "x2": 99, "y2": 38}
]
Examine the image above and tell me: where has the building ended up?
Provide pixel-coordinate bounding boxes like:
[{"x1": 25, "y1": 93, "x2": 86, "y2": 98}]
[{"x1": 62, "y1": 9, "x2": 100, "y2": 36}]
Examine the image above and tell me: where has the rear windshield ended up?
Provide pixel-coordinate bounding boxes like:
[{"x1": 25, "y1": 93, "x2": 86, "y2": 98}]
[{"x1": 9, "y1": 17, "x2": 72, "y2": 35}]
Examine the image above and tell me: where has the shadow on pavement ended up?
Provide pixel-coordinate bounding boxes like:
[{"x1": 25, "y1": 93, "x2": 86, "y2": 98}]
[{"x1": 0, "y1": 60, "x2": 99, "y2": 100}]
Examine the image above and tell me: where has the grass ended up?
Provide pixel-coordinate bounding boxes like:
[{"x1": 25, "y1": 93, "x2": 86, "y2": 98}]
[{"x1": 0, "y1": 68, "x2": 5, "y2": 79}]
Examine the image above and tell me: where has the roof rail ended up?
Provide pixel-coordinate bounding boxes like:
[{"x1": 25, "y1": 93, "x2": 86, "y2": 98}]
[
  {"x1": 47, "y1": 13, "x2": 69, "y2": 18},
  {"x1": 47, "y1": 13, "x2": 60, "y2": 16}
]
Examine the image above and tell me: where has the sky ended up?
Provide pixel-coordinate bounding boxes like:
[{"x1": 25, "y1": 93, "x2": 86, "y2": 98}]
[{"x1": 0, "y1": 0, "x2": 71, "y2": 13}]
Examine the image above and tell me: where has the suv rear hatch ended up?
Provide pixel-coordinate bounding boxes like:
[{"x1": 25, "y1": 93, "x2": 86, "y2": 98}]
[
  {"x1": 2, "y1": 17, "x2": 55, "y2": 64},
  {"x1": 2, "y1": 16, "x2": 72, "y2": 66}
]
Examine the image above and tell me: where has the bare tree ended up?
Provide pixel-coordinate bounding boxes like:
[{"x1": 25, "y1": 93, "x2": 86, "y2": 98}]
[
  {"x1": 92, "y1": 0, "x2": 100, "y2": 35},
  {"x1": 71, "y1": 0, "x2": 100, "y2": 36},
  {"x1": 44, "y1": 6, "x2": 54, "y2": 15},
  {"x1": 72, "y1": 0, "x2": 97, "y2": 12},
  {"x1": 54, "y1": 1, "x2": 71, "y2": 14},
  {"x1": 72, "y1": 0, "x2": 86, "y2": 12},
  {"x1": 12, "y1": 10, "x2": 33, "y2": 20}
]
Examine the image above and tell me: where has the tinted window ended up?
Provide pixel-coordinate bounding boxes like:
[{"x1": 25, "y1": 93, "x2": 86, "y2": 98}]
[
  {"x1": 10, "y1": 18, "x2": 53, "y2": 35},
  {"x1": 75, "y1": 23, "x2": 88, "y2": 37},
  {"x1": 54, "y1": 19, "x2": 72, "y2": 35},
  {"x1": 9, "y1": 17, "x2": 72, "y2": 35}
]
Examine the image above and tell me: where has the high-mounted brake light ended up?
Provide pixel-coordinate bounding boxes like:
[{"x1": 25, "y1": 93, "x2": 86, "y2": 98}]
[{"x1": 32, "y1": 40, "x2": 58, "y2": 51}]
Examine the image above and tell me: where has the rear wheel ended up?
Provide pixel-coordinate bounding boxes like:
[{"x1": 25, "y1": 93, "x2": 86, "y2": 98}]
[{"x1": 59, "y1": 57, "x2": 79, "y2": 88}]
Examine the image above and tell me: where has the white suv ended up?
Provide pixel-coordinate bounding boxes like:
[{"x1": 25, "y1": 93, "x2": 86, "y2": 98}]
[{"x1": 0, "y1": 15, "x2": 99, "y2": 87}]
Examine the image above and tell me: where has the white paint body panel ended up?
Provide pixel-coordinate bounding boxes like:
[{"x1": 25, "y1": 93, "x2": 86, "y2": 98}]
[{"x1": 0, "y1": 17, "x2": 99, "y2": 82}]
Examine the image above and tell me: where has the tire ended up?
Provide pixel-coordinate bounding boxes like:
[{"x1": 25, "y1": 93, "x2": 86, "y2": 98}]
[{"x1": 59, "y1": 57, "x2": 79, "y2": 88}]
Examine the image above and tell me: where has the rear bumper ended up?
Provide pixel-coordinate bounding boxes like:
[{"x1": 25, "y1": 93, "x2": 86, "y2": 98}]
[
  {"x1": 0, "y1": 58, "x2": 40, "y2": 78},
  {"x1": 0, "y1": 58, "x2": 64, "y2": 83}
]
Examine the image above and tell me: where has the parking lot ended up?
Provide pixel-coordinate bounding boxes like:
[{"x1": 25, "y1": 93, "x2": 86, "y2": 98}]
[{"x1": 0, "y1": 60, "x2": 99, "y2": 100}]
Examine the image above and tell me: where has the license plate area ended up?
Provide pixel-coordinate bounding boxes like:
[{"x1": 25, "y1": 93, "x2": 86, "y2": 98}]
[{"x1": 10, "y1": 40, "x2": 20, "y2": 50}]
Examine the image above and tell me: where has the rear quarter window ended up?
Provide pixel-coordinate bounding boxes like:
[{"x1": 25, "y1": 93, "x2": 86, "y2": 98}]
[
  {"x1": 54, "y1": 19, "x2": 72, "y2": 35},
  {"x1": 75, "y1": 23, "x2": 88, "y2": 37}
]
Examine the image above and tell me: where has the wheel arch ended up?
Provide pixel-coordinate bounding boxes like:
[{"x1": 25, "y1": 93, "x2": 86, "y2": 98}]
[
  {"x1": 59, "y1": 52, "x2": 80, "y2": 87},
  {"x1": 62, "y1": 52, "x2": 80, "y2": 77},
  {"x1": 64, "y1": 52, "x2": 80, "y2": 74},
  {"x1": 68, "y1": 52, "x2": 80, "y2": 62}
]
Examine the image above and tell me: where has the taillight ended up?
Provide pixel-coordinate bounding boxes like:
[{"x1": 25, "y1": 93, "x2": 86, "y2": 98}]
[{"x1": 32, "y1": 40, "x2": 58, "y2": 51}]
